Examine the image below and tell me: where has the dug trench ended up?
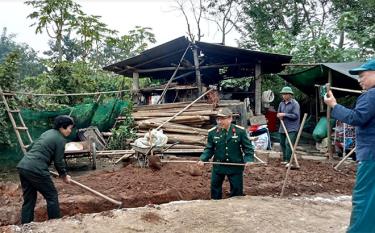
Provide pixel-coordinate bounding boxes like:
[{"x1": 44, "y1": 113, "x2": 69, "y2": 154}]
[{"x1": 0, "y1": 157, "x2": 356, "y2": 226}]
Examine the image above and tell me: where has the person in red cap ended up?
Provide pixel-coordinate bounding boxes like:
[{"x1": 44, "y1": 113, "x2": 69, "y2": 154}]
[{"x1": 324, "y1": 59, "x2": 375, "y2": 233}]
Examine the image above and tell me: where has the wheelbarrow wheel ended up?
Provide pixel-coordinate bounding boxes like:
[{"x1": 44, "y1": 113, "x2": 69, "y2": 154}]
[{"x1": 91, "y1": 142, "x2": 97, "y2": 170}]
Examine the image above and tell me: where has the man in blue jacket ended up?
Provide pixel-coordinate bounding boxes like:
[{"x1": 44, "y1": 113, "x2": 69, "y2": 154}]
[
  {"x1": 324, "y1": 59, "x2": 375, "y2": 233},
  {"x1": 277, "y1": 86, "x2": 300, "y2": 165}
]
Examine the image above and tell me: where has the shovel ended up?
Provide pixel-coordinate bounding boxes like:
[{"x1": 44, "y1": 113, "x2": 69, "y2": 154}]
[{"x1": 50, "y1": 171, "x2": 123, "y2": 208}]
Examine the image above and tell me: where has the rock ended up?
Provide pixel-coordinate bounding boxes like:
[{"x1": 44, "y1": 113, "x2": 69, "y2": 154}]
[{"x1": 189, "y1": 165, "x2": 203, "y2": 176}]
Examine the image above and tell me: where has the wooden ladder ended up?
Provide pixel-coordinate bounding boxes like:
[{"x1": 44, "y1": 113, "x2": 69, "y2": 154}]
[{"x1": 0, "y1": 87, "x2": 32, "y2": 154}]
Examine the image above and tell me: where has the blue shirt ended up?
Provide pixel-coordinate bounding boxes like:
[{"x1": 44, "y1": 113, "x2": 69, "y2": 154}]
[
  {"x1": 277, "y1": 99, "x2": 300, "y2": 133},
  {"x1": 332, "y1": 88, "x2": 375, "y2": 161}
]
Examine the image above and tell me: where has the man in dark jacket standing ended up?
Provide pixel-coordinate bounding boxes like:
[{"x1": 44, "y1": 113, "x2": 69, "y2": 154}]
[
  {"x1": 198, "y1": 108, "x2": 254, "y2": 199},
  {"x1": 277, "y1": 86, "x2": 300, "y2": 165},
  {"x1": 17, "y1": 115, "x2": 74, "y2": 224},
  {"x1": 324, "y1": 59, "x2": 375, "y2": 233}
]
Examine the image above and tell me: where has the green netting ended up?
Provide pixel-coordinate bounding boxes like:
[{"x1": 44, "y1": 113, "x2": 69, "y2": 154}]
[
  {"x1": 90, "y1": 99, "x2": 128, "y2": 131},
  {"x1": 0, "y1": 98, "x2": 128, "y2": 167}
]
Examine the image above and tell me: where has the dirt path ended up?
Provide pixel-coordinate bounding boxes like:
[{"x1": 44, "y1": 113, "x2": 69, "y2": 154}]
[
  {"x1": 2, "y1": 195, "x2": 352, "y2": 233},
  {"x1": 0, "y1": 157, "x2": 356, "y2": 227}
]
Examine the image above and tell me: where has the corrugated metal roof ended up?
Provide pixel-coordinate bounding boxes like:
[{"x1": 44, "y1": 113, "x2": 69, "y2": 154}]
[{"x1": 103, "y1": 36, "x2": 292, "y2": 84}]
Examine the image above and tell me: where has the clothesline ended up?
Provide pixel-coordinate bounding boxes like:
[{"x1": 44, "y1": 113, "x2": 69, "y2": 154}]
[{"x1": 2, "y1": 89, "x2": 130, "y2": 97}]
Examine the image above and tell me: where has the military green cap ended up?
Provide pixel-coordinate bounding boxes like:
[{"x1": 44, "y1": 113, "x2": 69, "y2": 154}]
[
  {"x1": 216, "y1": 108, "x2": 233, "y2": 117},
  {"x1": 280, "y1": 86, "x2": 294, "y2": 95}
]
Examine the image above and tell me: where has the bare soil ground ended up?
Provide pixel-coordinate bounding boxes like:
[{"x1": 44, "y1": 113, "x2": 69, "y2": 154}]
[
  {"x1": 0, "y1": 156, "x2": 356, "y2": 232},
  {"x1": 1, "y1": 195, "x2": 352, "y2": 233}
]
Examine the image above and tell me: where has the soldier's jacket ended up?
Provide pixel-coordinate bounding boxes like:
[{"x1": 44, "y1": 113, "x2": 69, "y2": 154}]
[
  {"x1": 17, "y1": 129, "x2": 67, "y2": 177},
  {"x1": 200, "y1": 124, "x2": 254, "y2": 174}
]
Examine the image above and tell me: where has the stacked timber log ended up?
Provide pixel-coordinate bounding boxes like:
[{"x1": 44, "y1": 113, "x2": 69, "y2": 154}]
[{"x1": 126, "y1": 102, "x2": 217, "y2": 153}]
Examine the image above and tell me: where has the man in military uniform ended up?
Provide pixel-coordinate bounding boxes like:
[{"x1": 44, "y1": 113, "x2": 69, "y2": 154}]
[{"x1": 198, "y1": 108, "x2": 254, "y2": 199}]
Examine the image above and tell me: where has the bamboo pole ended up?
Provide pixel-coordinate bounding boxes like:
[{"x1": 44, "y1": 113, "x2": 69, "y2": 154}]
[
  {"x1": 49, "y1": 171, "x2": 122, "y2": 207},
  {"x1": 155, "y1": 89, "x2": 213, "y2": 130},
  {"x1": 314, "y1": 85, "x2": 362, "y2": 94},
  {"x1": 127, "y1": 62, "x2": 253, "y2": 73},
  {"x1": 282, "y1": 63, "x2": 320, "y2": 67},
  {"x1": 334, "y1": 147, "x2": 356, "y2": 170},
  {"x1": 114, "y1": 153, "x2": 135, "y2": 164},
  {"x1": 157, "y1": 44, "x2": 191, "y2": 104},
  {"x1": 280, "y1": 113, "x2": 308, "y2": 197},
  {"x1": 326, "y1": 73, "x2": 333, "y2": 160},
  {"x1": 5, "y1": 90, "x2": 130, "y2": 97},
  {"x1": 133, "y1": 110, "x2": 216, "y2": 118},
  {"x1": 160, "y1": 160, "x2": 264, "y2": 166},
  {"x1": 280, "y1": 119, "x2": 300, "y2": 167}
]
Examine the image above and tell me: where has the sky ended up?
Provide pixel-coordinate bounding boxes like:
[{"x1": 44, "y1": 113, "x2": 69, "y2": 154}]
[{"x1": 0, "y1": 0, "x2": 240, "y2": 55}]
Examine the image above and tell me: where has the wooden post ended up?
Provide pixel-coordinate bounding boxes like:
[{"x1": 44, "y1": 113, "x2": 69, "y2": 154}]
[
  {"x1": 315, "y1": 88, "x2": 319, "y2": 123},
  {"x1": 132, "y1": 72, "x2": 140, "y2": 104},
  {"x1": 334, "y1": 147, "x2": 356, "y2": 170},
  {"x1": 192, "y1": 46, "x2": 202, "y2": 95},
  {"x1": 255, "y1": 63, "x2": 262, "y2": 115},
  {"x1": 327, "y1": 70, "x2": 333, "y2": 160}
]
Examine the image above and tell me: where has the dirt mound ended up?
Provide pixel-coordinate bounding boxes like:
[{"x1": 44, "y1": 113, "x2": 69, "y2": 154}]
[
  {"x1": 1, "y1": 196, "x2": 352, "y2": 233},
  {"x1": 0, "y1": 158, "x2": 356, "y2": 226}
]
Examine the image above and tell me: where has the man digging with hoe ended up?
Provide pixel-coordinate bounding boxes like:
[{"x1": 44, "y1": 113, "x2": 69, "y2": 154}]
[{"x1": 197, "y1": 108, "x2": 254, "y2": 199}]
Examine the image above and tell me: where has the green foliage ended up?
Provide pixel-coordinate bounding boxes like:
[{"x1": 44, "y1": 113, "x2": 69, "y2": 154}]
[
  {"x1": 98, "y1": 26, "x2": 156, "y2": 67},
  {"x1": 21, "y1": 61, "x2": 131, "y2": 108},
  {"x1": 73, "y1": 14, "x2": 117, "y2": 62},
  {"x1": 0, "y1": 27, "x2": 45, "y2": 78},
  {"x1": 261, "y1": 74, "x2": 306, "y2": 108},
  {"x1": 239, "y1": 0, "x2": 373, "y2": 105},
  {"x1": 220, "y1": 77, "x2": 253, "y2": 90},
  {"x1": 25, "y1": 0, "x2": 83, "y2": 61},
  {"x1": 332, "y1": 0, "x2": 375, "y2": 55},
  {"x1": 240, "y1": 0, "x2": 373, "y2": 61},
  {"x1": 0, "y1": 52, "x2": 20, "y2": 91},
  {"x1": 107, "y1": 105, "x2": 136, "y2": 150},
  {"x1": 0, "y1": 52, "x2": 21, "y2": 145}
]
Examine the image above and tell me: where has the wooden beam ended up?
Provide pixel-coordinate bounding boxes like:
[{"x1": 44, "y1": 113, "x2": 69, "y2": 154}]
[
  {"x1": 119, "y1": 63, "x2": 254, "y2": 74},
  {"x1": 157, "y1": 45, "x2": 191, "y2": 104},
  {"x1": 314, "y1": 84, "x2": 362, "y2": 94},
  {"x1": 282, "y1": 63, "x2": 320, "y2": 66},
  {"x1": 255, "y1": 63, "x2": 262, "y2": 115},
  {"x1": 132, "y1": 72, "x2": 140, "y2": 104},
  {"x1": 327, "y1": 71, "x2": 333, "y2": 160},
  {"x1": 192, "y1": 46, "x2": 202, "y2": 95},
  {"x1": 117, "y1": 49, "x2": 187, "y2": 75}
]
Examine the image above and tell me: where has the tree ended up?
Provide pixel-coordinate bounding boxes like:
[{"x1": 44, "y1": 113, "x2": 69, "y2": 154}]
[
  {"x1": 205, "y1": 0, "x2": 243, "y2": 44},
  {"x1": 332, "y1": 0, "x2": 375, "y2": 56},
  {"x1": 239, "y1": 0, "x2": 373, "y2": 62},
  {"x1": 0, "y1": 52, "x2": 21, "y2": 145},
  {"x1": 0, "y1": 27, "x2": 45, "y2": 79},
  {"x1": 73, "y1": 13, "x2": 117, "y2": 62},
  {"x1": 25, "y1": 0, "x2": 83, "y2": 62},
  {"x1": 43, "y1": 33, "x2": 83, "y2": 62},
  {"x1": 174, "y1": 0, "x2": 206, "y2": 42},
  {"x1": 97, "y1": 26, "x2": 156, "y2": 67}
]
